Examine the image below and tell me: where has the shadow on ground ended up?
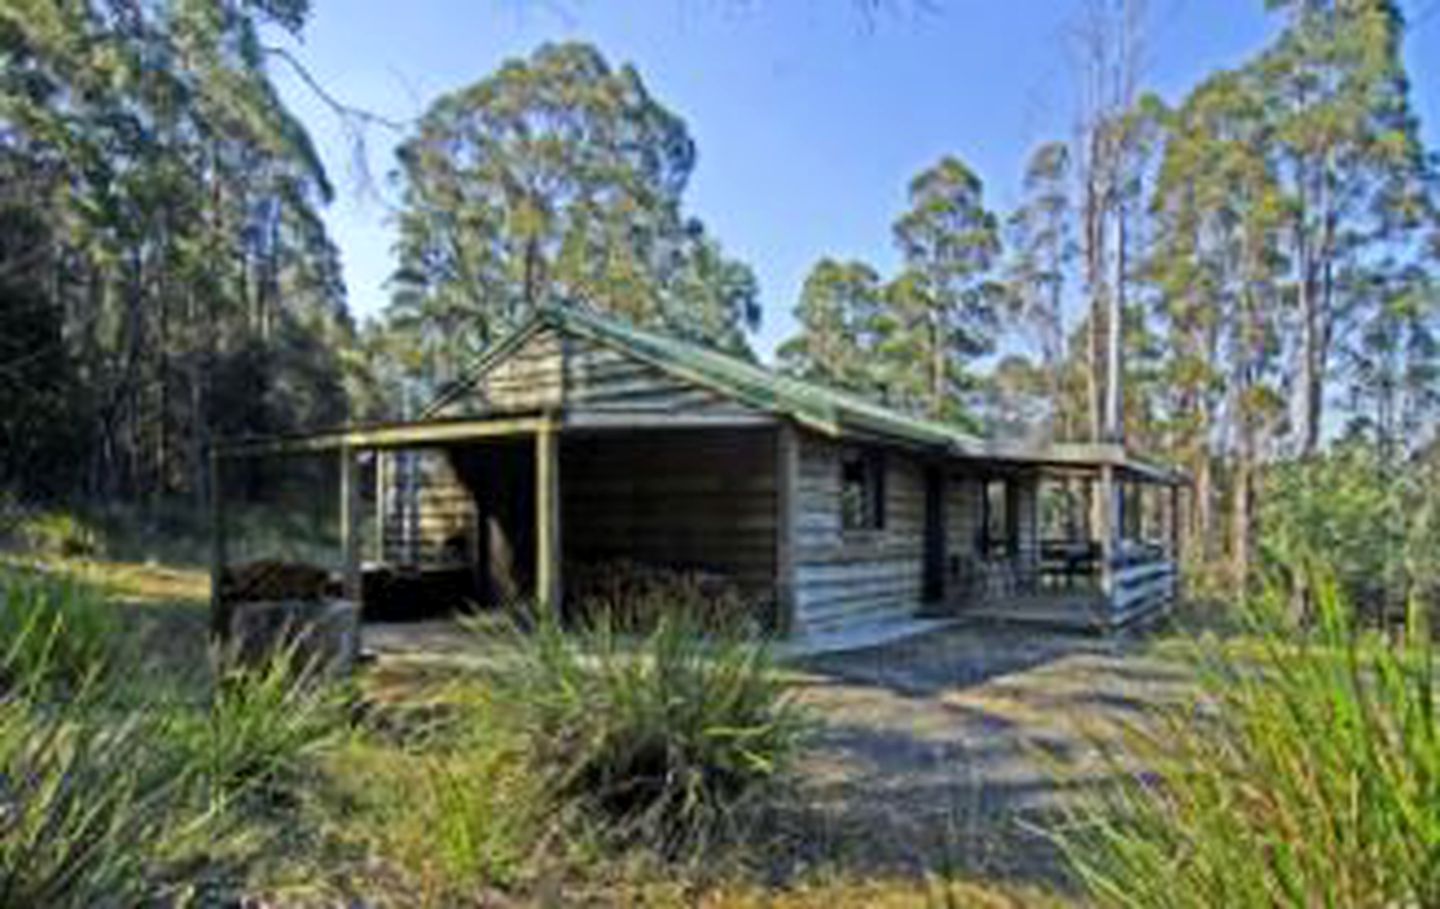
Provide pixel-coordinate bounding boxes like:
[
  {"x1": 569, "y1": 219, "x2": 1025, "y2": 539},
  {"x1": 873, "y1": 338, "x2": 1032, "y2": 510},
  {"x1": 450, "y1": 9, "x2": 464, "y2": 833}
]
[{"x1": 777, "y1": 622, "x2": 1193, "y2": 892}]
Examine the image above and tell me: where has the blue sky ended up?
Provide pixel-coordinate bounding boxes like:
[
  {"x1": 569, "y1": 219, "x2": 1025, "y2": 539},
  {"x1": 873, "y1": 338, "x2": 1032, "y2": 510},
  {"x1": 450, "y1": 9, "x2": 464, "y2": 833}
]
[{"x1": 271, "y1": 0, "x2": 1440, "y2": 360}]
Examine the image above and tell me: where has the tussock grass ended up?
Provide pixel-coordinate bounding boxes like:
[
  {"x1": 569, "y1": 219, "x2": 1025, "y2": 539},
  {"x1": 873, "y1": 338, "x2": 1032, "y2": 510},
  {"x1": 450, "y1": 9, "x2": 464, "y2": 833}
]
[
  {"x1": 324, "y1": 709, "x2": 553, "y2": 899},
  {"x1": 169, "y1": 646, "x2": 353, "y2": 808},
  {"x1": 1060, "y1": 574, "x2": 1440, "y2": 907},
  {"x1": 0, "y1": 696, "x2": 220, "y2": 908},
  {"x1": 8, "y1": 510, "x2": 102, "y2": 559},
  {"x1": 479, "y1": 611, "x2": 810, "y2": 856},
  {"x1": 0, "y1": 566, "x2": 117, "y2": 693},
  {"x1": 0, "y1": 564, "x2": 353, "y2": 905}
]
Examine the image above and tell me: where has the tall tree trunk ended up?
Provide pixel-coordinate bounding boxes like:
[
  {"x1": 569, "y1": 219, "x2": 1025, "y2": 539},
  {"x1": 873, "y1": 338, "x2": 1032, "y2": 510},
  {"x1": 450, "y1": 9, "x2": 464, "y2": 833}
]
[
  {"x1": 1230, "y1": 448, "x2": 1252, "y2": 593},
  {"x1": 930, "y1": 314, "x2": 946, "y2": 419},
  {"x1": 1084, "y1": 148, "x2": 1107, "y2": 445},
  {"x1": 1106, "y1": 195, "x2": 1126, "y2": 443},
  {"x1": 1192, "y1": 450, "x2": 1213, "y2": 562}
]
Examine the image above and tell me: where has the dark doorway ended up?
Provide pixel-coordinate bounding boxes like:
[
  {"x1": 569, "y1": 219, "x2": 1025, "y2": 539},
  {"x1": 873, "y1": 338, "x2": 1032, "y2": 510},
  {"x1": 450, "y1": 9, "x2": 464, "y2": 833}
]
[
  {"x1": 452, "y1": 439, "x2": 536, "y2": 606},
  {"x1": 923, "y1": 465, "x2": 946, "y2": 604}
]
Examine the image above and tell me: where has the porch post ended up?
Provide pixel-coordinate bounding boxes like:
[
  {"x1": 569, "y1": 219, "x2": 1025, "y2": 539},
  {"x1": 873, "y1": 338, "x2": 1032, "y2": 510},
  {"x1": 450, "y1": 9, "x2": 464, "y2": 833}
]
[
  {"x1": 1169, "y1": 482, "x2": 1182, "y2": 561},
  {"x1": 1097, "y1": 463, "x2": 1119, "y2": 600},
  {"x1": 535, "y1": 419, "x2": 563, "y2": 617},
  {"x1": 774, "y1": 423, "x2": 799, "y2": 635},
  {"x1": 374, "y1": 450, "x2": 388, "y2": 561},
  {"x1": 340, "y1": 444, "x2": 362, "y2": 603}
]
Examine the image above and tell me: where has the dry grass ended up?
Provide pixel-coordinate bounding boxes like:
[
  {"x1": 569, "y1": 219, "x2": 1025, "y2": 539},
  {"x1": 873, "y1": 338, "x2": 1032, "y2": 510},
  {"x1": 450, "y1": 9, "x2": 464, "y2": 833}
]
[{"x1": 0, "y1": 553, "x2": 212, "y2": 604}]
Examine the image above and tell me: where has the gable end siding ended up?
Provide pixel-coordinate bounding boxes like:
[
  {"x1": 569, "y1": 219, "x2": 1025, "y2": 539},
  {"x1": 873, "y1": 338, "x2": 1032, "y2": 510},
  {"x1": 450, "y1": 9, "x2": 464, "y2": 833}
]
[
  {"x1": 430, "y1": 325, "x2": 761, "y2": 419},
  {"x1": 431, "y1": 326, "x2": 566, "y2": 417},
  {"x1": 563, "y1": 334, "x2": 764, "y2": 415}
]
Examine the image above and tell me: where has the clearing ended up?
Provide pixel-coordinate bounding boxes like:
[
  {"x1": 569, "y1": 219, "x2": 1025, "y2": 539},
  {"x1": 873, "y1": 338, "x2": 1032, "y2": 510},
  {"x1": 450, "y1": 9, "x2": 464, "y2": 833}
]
[
  {"x1": 27, "y1": 556, "x2": 1196, "y2": 902},
  {"x1": 369, "y1": 614, "x2": 1193, "y2": 894}
]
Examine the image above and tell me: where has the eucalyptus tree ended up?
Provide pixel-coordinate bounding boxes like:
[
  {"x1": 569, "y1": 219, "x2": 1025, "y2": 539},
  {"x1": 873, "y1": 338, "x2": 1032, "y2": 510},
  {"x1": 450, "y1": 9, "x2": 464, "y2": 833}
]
[
  {"x1": 387, "y1": 41, "x2": 758, "y2": 387},
  {"x1": 1147, "y1": 67, "x2": 1288, "y2": 584},
  {"x1": 1007, "y1": 141, "x2": 1075, "y2": 438},
  {"x1": 661, "y1": 227, "x2": 761, "y2": 358},
  {"x1": 0, "y1": 0, "x2": 353, "y2": 501},
  {"x1": 1071, "y1": 0, "x2": 1149, "y2": 445},
  {"x1": 1340, "y1": 265, "x2": 1440, "y2": 463},
  {"x1": 882, "y1": 155, "x2": 1003, "y2": 422},
  {"x1": 778, "y1": 258, "x2": 885, "y2": 392},
  {"x1": 1256, "y1": 0, "x2": 1433, "y2": 456}
]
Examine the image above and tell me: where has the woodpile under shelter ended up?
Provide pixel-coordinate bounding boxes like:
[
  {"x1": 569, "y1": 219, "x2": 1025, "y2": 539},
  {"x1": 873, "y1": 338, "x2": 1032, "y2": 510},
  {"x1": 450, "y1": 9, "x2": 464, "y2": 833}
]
[{"x1": 213, "y1": 304, "x2": 1187, "y2": 639}]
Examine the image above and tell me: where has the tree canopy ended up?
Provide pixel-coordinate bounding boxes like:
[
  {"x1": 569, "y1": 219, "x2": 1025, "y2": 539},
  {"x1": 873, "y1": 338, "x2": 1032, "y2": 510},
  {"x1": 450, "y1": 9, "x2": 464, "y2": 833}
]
[
  {"x1": 0, "y1": 0, "x2": 360, "y2": 501},
  {"x1": 384, "y1": 41, "x2": 759, "y2": 391},
  {"x1": 779, "y1": 154, "x2": 1003, "y2": 425}
]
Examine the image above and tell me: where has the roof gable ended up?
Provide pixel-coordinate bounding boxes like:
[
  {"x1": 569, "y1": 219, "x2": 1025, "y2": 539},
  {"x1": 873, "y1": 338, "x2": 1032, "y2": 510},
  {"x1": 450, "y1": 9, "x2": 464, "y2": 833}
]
[{"x1": 425, "y1": 304, "x2": 989, "y2": 450}]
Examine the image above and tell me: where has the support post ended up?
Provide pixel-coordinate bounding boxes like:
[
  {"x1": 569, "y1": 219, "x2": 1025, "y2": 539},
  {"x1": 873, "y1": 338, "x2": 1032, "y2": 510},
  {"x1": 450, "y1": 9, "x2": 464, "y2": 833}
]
[
  {"x1": 535, "y1": 420, "x2": 563, "y2": 617},
  {"x1": 209, "y1": 448, "x2": 228, "y2": 637},
  {"x1": 340, "y1": 444, "x2": 362, "y2": 604},
  {"x1": 1097, "y1": 464, "x2": 1119, "y2": 601},
  {"x1": 374, "y1": 450, "x2": 388, "y2": 562},
  {"x1": 1169, "y1": 483, "x2": 1182, "y2": 562},
  {"x1": 774, "y1": 423, "x2": 799, "y2": 635}
]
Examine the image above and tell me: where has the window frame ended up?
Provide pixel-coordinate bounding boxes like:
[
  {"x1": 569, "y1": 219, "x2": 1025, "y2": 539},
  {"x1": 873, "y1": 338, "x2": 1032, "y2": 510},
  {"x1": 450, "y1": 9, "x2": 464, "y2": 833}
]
[
  {"x1": 980, "y1": 477, "x2": 1017, "y2": 558},
  {"x1": 839, "y1": 447, "x2": 887, "y2": 534}
]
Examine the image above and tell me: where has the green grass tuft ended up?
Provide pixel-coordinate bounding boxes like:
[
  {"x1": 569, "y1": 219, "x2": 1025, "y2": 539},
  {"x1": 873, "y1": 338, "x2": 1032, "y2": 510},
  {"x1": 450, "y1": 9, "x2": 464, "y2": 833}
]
[
  {"x1": 169, "y1": 646, "x2": 353, "y2": 809},
  {"x1": 1060, "y1": 572, "x2": 1440, "y2": 907},
  {"x1": 480, "y1": 611, "x2": 810, "y2": 856},
  {"x1": 0, "y1": 567, "x2": 117, "y2": 694}
]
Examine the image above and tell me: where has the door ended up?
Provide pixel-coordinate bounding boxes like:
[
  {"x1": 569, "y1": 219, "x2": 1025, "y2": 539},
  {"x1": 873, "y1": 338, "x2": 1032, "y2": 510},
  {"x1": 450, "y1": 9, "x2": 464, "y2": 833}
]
[{"x1": 923, "y1": 465, "x2": 946, "y2": 604}]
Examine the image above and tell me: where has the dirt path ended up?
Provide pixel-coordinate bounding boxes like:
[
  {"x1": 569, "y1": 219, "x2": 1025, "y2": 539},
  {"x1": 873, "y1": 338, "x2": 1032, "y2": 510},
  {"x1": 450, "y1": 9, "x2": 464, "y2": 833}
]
[{"x1": 784, "y1": 624, "x2": 1193, "y2": 891}]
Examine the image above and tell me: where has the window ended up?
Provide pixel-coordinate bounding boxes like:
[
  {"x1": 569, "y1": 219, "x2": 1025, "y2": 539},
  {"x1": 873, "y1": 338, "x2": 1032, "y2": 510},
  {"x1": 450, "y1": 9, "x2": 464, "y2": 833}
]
[
  {"x1": 981, "y1": 478, "x2": 1014, "y2": 556},
  {"x1": 840, "y1": 448, "x2": 886, "y2": 531}
]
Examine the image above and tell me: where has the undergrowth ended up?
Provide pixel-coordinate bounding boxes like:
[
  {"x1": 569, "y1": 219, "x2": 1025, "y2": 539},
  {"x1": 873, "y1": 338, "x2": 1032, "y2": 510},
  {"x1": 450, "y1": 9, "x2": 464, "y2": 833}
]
[{"x1": 1060, "y1": 572, "x2": 1440, "y2": 907}]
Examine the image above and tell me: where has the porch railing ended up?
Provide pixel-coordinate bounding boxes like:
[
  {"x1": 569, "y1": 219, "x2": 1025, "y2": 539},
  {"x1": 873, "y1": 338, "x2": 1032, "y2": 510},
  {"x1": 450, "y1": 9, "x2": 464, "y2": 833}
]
[{"x1": 960, "y1": 539, "x2": 1177, "y2": 611}]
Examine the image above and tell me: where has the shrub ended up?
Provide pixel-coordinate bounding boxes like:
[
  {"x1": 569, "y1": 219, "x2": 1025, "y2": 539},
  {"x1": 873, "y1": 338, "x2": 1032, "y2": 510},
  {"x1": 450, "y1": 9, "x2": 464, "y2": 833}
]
[
  {"x1": 0, "y1": 567, "x2": 117, "y2": 693},
  {"x1": 171, "y1": 647, "x2": 351, "y2": 807},
  {"x1": 0, "y1": 696, "x2": 210, "y2": 908},
  {"x1": 1060, "y1": 575, "x2": 1440, "y2": 907},
  {"x1": 480, "y1": 612, "x2": 808, "y2": 854},
  {"x1": 1260, "y1": 441, "x2": 1440, "y2": 621},
  {"x1": 14, "y1": 510, "x2": 101, "y2": 559}
]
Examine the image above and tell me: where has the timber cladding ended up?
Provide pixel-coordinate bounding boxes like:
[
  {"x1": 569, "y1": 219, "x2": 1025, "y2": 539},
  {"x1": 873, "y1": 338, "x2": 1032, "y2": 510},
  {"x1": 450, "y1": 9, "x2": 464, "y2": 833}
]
[
  {"x1": 432, "y1": 324, "x2": 760, "y2": 419},
  {"x1": 792, "y1": 431, "x2": 928, "y2": 633},
  {"x1": 561, "y1": 428, "x2": 779, "y2": 595},
  {"x1": 790, "y1": 434, "x2": 1046, "y2": 632},
  {"x1": 564, "y1": 337, "x2": 757, "y2": 414},
  {"x1": 375, "y1": 309, "x2": 1053, "y2": 629},
  {"x1": 433, "y1": 327, "x2": 565, "y2": 417},
  {"x1": 381, "y1": 450, "x2": 475, "y2": 567}
]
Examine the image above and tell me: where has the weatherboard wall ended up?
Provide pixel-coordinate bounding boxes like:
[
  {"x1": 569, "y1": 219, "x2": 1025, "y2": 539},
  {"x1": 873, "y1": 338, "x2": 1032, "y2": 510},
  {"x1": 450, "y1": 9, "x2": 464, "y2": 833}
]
[
  {"x1": 380, "y1": 449, "x2": 476, "y2": 566},
  {"x1": 561, "y1": 428, "x2": 779, "y2": 597},
  {"x1": 388, "y1": 317, "x2": 1049, "y2": 633},
  {"x1": 791, "y1": 431, "x2": 929, "y2": 633}
]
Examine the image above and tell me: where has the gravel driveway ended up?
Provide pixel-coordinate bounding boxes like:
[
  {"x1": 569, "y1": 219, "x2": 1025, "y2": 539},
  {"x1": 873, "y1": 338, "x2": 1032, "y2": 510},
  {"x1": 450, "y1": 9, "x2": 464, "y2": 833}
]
[{"x1": 782, "y1": 623, "x2": 1193, "y2": 890}]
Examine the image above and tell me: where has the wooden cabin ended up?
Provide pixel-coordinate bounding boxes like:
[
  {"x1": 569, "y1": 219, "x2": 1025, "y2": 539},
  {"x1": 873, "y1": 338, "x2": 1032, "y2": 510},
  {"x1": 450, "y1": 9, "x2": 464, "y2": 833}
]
[{"x1": 216, "y1": 304, "x2": 1185, "y2": 637}]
